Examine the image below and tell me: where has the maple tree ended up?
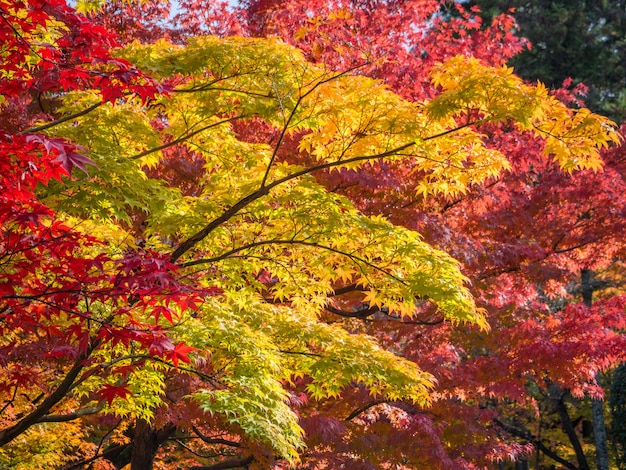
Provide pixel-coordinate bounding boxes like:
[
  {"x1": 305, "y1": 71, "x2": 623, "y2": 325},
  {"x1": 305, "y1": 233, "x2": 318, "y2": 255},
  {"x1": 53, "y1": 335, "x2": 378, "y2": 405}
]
[
  {"x1": 1, "y1": 0, "x2": 624, "y2": 469},
  {"x1": 192, "y1": 1, "x2": 626, "y2": 468}
]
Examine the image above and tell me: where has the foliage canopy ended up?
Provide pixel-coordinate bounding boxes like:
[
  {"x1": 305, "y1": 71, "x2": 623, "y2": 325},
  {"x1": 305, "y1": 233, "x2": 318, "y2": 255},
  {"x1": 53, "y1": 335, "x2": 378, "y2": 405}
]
[{"x1": 0, "y1": 0, "x2": 623, "y2": 468}]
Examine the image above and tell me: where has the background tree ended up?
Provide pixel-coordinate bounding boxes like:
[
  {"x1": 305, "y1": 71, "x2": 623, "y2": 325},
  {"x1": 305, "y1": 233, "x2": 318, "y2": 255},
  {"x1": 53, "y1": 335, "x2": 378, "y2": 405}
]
[{"x1": 467, "y1": 0, "x2": 626, "y2": 122}]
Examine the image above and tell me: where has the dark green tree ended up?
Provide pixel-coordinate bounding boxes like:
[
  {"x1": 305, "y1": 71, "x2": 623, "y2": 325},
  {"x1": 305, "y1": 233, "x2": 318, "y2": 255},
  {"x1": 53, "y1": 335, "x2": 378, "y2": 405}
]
[{"x1": 468, "y1": 0, "x2": 626, "y2": 121}]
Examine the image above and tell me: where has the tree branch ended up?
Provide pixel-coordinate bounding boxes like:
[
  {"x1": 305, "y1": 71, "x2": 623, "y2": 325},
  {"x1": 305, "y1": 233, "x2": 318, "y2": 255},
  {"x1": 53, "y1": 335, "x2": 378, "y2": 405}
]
[
  {"x1": 130, "y1": 114, "x2": 247, "y2": 161},
  {"x1": 494, "y1": 418, "x2": 577, "y2": 470},
  {"x1": 331, "y1": 284, "x2": 366, "y2": 296},
  {"x1": 192, "y1": 426, "x2": 241, "y2": 448},
  {"x1": 0, "y1": 348, "x2": 94, "y2": 446},
  {"x1": 548, "y1": 382, "x2": 590, "y2": 470},
  {"x1": 260, "y1": 62, "x2": 371, "y2": 188},
  {"x1": 345, "y1": 400, "x2": 388, "y2": 421},
  {"x1": 170, "y1": 111, "x2": 481, "y2": 262},
  {"x1": 189, "y1": 455, "x2": 254, "y2": 470},
  {"x1": 181, "y1": 238, "x2": 408, "y2": 286},
  {"x1": 325, "y1": 304, "x2": 380, "y2": 319},
  {"x1": 61, "y1": 443, "x2": 129, "y2": 470},
  {"x1": 22, "y1": 102, "x2": 104, "y2": 134},
  {"x1": 37, "y1": 405, "x2": 103, "y2": 423}
]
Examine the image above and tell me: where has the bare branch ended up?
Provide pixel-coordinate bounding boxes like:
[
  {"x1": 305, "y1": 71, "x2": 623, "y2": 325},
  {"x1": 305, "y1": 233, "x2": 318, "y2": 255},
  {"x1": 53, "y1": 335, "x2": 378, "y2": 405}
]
[
  {"x1": 23, "y1": 102, "x2": 103, "y2": 134},
  {"x1": 37, "y1": 405, "x2": 103, "y2": 423},
  {"x1": 192, "y1": 426, "x2": 242, "y2": 448},
  {"x1": 325, "y1": 304, "x2": 379, "y2": 319}
]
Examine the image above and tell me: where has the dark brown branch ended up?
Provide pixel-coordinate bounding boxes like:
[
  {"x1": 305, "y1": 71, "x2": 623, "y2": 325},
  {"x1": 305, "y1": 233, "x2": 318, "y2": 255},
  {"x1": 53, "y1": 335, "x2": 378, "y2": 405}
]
[
  {"x1": 170, "y1": 110, "x2": 481, "y2": 262},
  {"x1": 553, "y1": 240, "x2": 594, "y2": 254},
  {"x1": 183, "y1": 86, "x2": 273, "y2": 98},
  {"x1": 260, "y1": 62, "x2": 371, "y2": 188},
  {"x1": 173, "y1": 438, "x2": 239, "y2": 460},
  {"x1": 131, "y1": 114, "x2": 247, "y2": 161},
  {"x1": 181, "y1": 238, "x2": 407, "y2": 285},
  {"x1": 494, "y1": 418, "x2": 577, "y2": 470},
  {"x1": 61, "y1": 443, "x2": 129, "y2": 470},
  {"x1": 37, "y1": 405, "x2": 103, "y2": 423},
  {"x1": 325, "y1": 303, "x2": 443, "y2": 325},
  {"x1": 331, "y1": 284, "x2": 366, "y2": 296},
  {"x1": 189, "y1": 455, "x2": 254, "y2": 470},
  {"x1": 277, "y1": 349, "x2": 323, "y2": 358},
  {"x1": 171, "y1": 187, "x2": 270, "y2": 262},
  {"x1": 479, "y1": 235, "x2": 597, "y2": 282},
  {"x1": 192, "y1": 426, "x2": 241, "y2": 448},
  {"x1": 264, "y1": 284, "x2": 365, "y2": 302},
  {"x1": 80, "y1": 354, "x2": 218, "y2": 385},
  {"x1": 0, "y1": 349, "x2": 93, "y2": 446},
  {"x1": 174, "y1": 77, "x2": 246, "y2": 94},
  {"x1": 23, "y1": 102, "x2": 103, "y2": 134},
  {"x1": 548, "y1": 383, "x2": 590, "y2": 470},
  {"x1": 0, "y1": 384, "x2": 18, "y2": 417},
  {"x1": 325, "y1": 304, "x2": 379, "y2": 319},
  {"x1": 345, "y1": 400, "x2": 388, "y2": 421},
  {"x1": 24, "y1": 73, "x2": 244, "y2": 136}
]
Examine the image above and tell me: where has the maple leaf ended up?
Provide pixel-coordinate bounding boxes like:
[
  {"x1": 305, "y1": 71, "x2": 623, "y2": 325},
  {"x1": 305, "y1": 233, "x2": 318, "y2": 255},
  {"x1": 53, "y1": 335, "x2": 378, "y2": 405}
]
[
  {"x1": 54, "y1": 147, "x2": 97, "y2": 175},
  {"x1": 95, "y1": 384, "x2": 131, "y2": 406},
  {"x1": 24, "y1": 135, "x2": 96, "y2": 175},
  {"x1": 169, "y1": 342, "x2": 196, "y2": 368},
  {"x1": 148, "y1": 335, "x2": 175, "y2": 357},
  {"x1": 151, "y1": 305, "x2": 177, "y2": 324}
]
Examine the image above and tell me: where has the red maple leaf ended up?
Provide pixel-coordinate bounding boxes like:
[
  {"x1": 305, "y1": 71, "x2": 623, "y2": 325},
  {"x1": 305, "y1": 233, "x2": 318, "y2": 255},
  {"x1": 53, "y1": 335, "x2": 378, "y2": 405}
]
[
  {"x1": 169, "y1": 342, "x2": 196, "y2": 368},
  {"x1": 95, "y1": 384, "x2": 131, "y2": 406}
]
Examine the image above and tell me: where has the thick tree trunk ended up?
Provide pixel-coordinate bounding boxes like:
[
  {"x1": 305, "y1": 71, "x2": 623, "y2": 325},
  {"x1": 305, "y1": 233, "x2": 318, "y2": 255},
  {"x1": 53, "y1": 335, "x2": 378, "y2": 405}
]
[
  {"x1": 130, "y1": 419, "x2": 174, "y2": 470},
  {"x1": 582, "y1": 269, "x2": 610, "y2": 470}
]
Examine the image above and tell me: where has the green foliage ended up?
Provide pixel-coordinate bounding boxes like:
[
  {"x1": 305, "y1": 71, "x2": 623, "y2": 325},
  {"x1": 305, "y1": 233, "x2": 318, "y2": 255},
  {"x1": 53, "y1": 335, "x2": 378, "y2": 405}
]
[
  {"x1": 0, "y1": 422, "x2": 89, "y2": 469},
  {"x1": 36, "y1": 35, "x2": 618, "y2": 461}
]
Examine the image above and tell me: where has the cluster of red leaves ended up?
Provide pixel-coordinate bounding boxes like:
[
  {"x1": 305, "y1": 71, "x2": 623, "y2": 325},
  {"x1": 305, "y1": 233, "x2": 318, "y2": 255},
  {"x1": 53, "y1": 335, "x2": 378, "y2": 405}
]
[
  {"x1": 0, "y1": 132, "x2": 206, "y2": 393},
  {"x1": 0, "y1": 0, "x2": 167, "y2": 134},
  {"x1": 236, "y1": 0, "x2": 526, "y2": 101},
  {"x1": 304, "y1": 104, "x2": 626, "y2": 468},
  {"x1": 0, "y1": 2, "x2": 208, "y2": 444}
]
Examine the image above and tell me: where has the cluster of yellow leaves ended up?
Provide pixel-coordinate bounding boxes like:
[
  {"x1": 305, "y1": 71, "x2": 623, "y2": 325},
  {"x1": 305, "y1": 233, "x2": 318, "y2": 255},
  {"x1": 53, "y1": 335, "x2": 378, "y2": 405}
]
[
  {"x1": 191, "y1": 293, "x2": 434, "y2": 459},
  {"x1": 429, "y1": 56, "x2": 621, "y2": 173},
  {"x1": 39, "y1": 36, "x2": 619, "y2": 460},
  {"x1": 0, "y1": 415, "x2": 96, "y2": 469}
]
